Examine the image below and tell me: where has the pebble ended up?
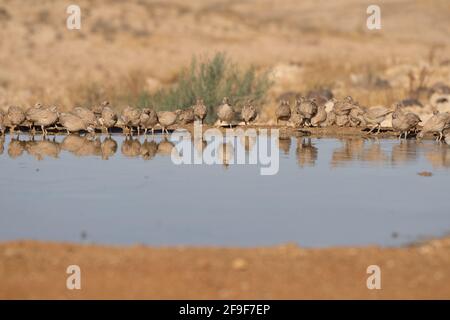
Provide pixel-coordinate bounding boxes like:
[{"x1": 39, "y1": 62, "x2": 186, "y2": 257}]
[{"x1": 231, "y1": 258, "x2": 248, "y2": 271}]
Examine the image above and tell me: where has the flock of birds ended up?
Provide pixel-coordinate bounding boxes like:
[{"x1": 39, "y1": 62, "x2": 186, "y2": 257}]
[
  {"x1": 1, "y1": 95, "x2": 450, "y2": 142},
  {"x1": 276, "y1": 95, "x2": 450, "y2": 142}
]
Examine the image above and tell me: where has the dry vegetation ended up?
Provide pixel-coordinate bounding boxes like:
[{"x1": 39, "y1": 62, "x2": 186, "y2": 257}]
[{"x1": 0, "y1": 0, "x2": 449, "y2": 115}]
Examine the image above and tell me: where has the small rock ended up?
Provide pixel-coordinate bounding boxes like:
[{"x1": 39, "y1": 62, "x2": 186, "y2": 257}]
[
  {"x1": 231, "y1": 258, "x2": 248, "y2": 271},
  {"x1": 417, "y1": 171, "x2": 432, "y2": 177}
]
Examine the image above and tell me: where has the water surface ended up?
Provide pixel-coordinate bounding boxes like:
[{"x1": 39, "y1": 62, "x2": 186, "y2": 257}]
[{"x1": 0, "y1": 134, "x2": 449, "y2": 247}]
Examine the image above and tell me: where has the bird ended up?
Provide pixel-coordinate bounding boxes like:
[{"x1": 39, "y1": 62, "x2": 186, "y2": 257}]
[
  {"x1": 363, "y1": 106, "x2": 394, "y2": 134},
  {"x1": 25, "y1": 102, "x2": 44, "y2": 131},
  {"x1": 5, "y1": 106, "x2": 26, "y2": 134},
  {"x1": 348, "y1": 104, "x2": 366, "y2": 127},
  {"x1": 193, "y1": 99, "x2": 207, "y2": 123},
  {"x1": 290, "y1": 111, "x2": 303, "y2": 128},
  {"x1": 417, "y1": 111, "x2": 450, "y2": 141},
  {"x1": 98, "y1": 105, "x2": 118, "y2": 134},
  {"x1": 0, "y1": 111, "x2": 5, "y2": 135},
  {"x1": 334, "y1": 96, "x2": 355, "y2": 116},
  {"x1": 241, "y1": 100, "x2": 257, "y2": 125},
  {"x1": 297, "y1": 97, "x2": 318, "y2": 126},
  {"x1": 217, "y1": 97, "x2": 234, "y2": 128},
  {"x1": 445, "y1": 132, "x2": 450, "y2": 145},
  {"x1": 92, "y1": 100, "x2": 110, "y2": 117},
  {"x1": 26, "y1": 105, "x2": 58, "y2": 136},
  {"x1": 177, "y1": 107, "x2": 195, "y2": 125},
  {"x1": 276, "y1": 100, "x2": 291, "y2": 125},
  {"x1": 325, "y1": 110, "x2": 337, "y2": 126},
  {"x1": 391, "y1": 104, "x2": 421, "y2": 139},
  {"x1": 73, "y1": 107, "x2": 97, "y2": 127},
  {"x1": 139, "y1": 108, "x2": 158, "y2": 135},
  {"x1": 336, "y1": 114, "x2": 350, "y2": 127},
  {"x1": 311, "y1": 104, "x2": 327, "y2": 127},
  {"x1": 157, "y1": 111, "x2": 178, "y2": 134},
  {"x1": 120, "y1": 106, "x2": 142, "y2": 135},
  {"x1": 59, "y1": 113, "x2": 95, "y2": 134}
]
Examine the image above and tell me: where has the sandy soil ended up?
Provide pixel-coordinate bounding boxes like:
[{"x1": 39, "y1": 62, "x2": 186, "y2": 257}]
[
  {"x1": 1, "y1": 0, "x2": 449, "y2": 108},
  {"x1": 1, "y1": 239, "x2": 449, "y2": 299}
]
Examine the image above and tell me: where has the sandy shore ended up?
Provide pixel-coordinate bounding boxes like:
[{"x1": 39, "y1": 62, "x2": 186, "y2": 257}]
[{"x1": 1, "y1": 239, "x2": 449, "y2": 299}]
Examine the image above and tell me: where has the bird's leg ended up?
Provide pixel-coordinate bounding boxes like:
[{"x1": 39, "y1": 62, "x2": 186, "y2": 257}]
[
  {"x1": 137, "y1": 127, "x2": 141, "y2": 136},
  {"x1": 151, "y1": 128, "x2": 154, "y2": 136},
  {"x1": 144, "y1": 128, "x2": 148, "y2": 137},
  {"x1": 376, "y1": 124, "x2": 381, "y2": 134},
  {"x1": 66, "y1": 129, "x2": 70, "y2": 135},
  {"x1": 439, "y1": 132, "x2": 443, "y2": 141},
  {"x1": 368, "y1": 125, "x2": 376, "y2": 134}
]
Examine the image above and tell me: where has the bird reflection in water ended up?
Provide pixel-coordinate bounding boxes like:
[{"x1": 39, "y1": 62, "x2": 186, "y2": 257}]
[
  {"x1": 0, "y1": 135, "x2": 450, "y2": 172},
  {"x1": 296, "y1": 138, "x2": 318, "y2": 167},
  {"x1": 330, "y1": 138, "x2": 365, "y2": 168}
]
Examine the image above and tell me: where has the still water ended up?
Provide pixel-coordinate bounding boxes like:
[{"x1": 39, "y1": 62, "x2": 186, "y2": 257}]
[{"x1": 0, "y1": 133, "x2": 449, "y2": 247}]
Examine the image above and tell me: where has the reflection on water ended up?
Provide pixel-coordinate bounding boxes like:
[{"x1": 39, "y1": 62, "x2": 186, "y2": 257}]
[
  {"x1": 1, "y1": 134, "x2": 450, "y2": 247},
  {"x1": 1, "y1": 135, "x2": 449, "y2": 169}
]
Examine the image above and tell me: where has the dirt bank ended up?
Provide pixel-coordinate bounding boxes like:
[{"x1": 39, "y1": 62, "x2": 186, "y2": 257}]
[{"x1": 1, "y1": 239, "x2": 449, "y2": 299}]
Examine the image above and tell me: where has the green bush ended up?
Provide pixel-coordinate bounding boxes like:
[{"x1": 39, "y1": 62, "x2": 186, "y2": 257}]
[{"x1": 139, "y1": 52, "x2": 272, "y2": 122}]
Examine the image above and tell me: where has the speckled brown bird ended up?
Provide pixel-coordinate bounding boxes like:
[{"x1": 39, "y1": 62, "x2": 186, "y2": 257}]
[
  {"x1": 334, "y1": 96, "x2": 355, "y2": 116},
  {"x1": 363, "y1": 106, "x2": 393, "y2": 134},
  {"x1": 241, "y1": 100, "x2": 257, "y2": 125},
  {"x1": 311, "y1": 105, "x2": 327, "y2": 127},
  {"x1": 98, "y1": 106, "x2": 118, "y2": 134},
  {"x1": 276, "y1": 100, "x2": 291, "y2": 125},
  {"x1": 336, "y1": 114, "x2": 350, "y2": 127},
  {"x1": 120, "y1": 106, "x2": 142, "y2": 135},
  {"x1": 217, "y1": 97, "x2": 234, "y2": 128},
  {"x1": 157, "y1": 111, "x2": 178, "y2": 134},
  {"x1": 0, "y1": 111, "x2": 5, "y2": 135},
  {"x1": 417, "y1": 111, "x2": 450, "y2": 141},
  {"x1": 73, "y1": 107, "x2": 97, "y2": 127},
  {"x1": 139, "y1": 108, "x2": 158, "y2": 135},
  {"x1": 348, "y1": 104, "x2": 366, "y2": 127},
  {"x1": 297, "y1": 98, "x2": 318, "y2": 127},
  {"x1": 325, "y1": 110, "x2": 337, "y2": 126},
  {"x1": 392, "y1": 104, "x2": 421, "y2": 139},
  {"x1": 177, "y1": 107, "x2": 195, "y2": 125},
  {"x1": 26, "y1": 105, "x2": 58, "y2": 135},
  {"x1": 59, "y1": 113, "x2": 95, "y2": 134},
  {"x1": 193, "y1": 99, "x2": 207, "y2": 123},
  {"x1": 6, "y1": 106, "x2": 26, "y2": 134}
]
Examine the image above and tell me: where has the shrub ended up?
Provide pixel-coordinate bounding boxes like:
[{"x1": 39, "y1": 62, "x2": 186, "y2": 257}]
[{"x1": 140, "y1": 52, "x2": 272, "y2": 122}]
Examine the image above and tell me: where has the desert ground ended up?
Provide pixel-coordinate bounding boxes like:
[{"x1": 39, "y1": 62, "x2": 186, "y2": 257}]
[
  {"x1": 1, "y1": 239, "x2": 450, "y2": 299},
  {"x1": 1, "y1": 0, "x2": 450, "y2": 299}
]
